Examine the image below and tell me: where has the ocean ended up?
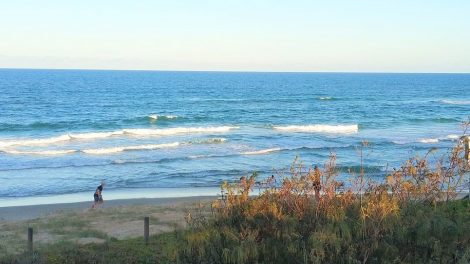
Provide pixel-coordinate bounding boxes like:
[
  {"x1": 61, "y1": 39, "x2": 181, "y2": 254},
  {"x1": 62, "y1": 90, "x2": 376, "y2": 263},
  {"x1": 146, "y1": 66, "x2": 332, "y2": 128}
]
[{"x1": 0, "y1": 69, "x2": 469, "y2": 203}]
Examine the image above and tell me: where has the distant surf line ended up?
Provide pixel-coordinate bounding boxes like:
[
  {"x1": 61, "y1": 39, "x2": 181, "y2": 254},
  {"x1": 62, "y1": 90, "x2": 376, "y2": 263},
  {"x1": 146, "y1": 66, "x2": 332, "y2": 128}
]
[
  {"x1": 0, "y1": 124, "x2": 361, "y2": 149},
  {"x1": 0, "y1": 137, "x2": 229, "y2": 156},
  {"x1": 0, "y1": 126, "x2": 238, "y2": 148},
  {"x1": 0, "y1": 144, "x2": 356, "y2": 171}
]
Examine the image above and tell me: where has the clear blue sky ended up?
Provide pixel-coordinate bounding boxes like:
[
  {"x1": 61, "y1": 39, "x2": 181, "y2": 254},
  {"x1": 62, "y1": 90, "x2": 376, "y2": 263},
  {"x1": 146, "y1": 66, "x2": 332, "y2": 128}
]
[{"x1": 1, "y1": 0, "x2": 469, "y2": 72}]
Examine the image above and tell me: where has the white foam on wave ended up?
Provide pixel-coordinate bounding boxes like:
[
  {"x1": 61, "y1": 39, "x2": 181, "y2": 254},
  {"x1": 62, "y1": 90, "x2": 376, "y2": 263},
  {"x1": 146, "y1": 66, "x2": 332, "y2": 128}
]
[
  {"x1": 393, "y1": 135, "x2": 460, "y2": 145},
  {"x1": 124, "y1": 126, "x2": 238, "y2": 136},
  {"x1": 0, "y1": 135, "x2": 71, "y2": 148},
  {"x1": 148, "y1": 114, "x2": 179, "y2": 120},
  {"x1": 3, "y1": 149, "x2": 77, "y2": 155},
  {"x1": 318, "y1": 96, "x2": 333, "y2": 100},
  {"x1": 445, "y1": 134, "x2": 460, "y2": 140},
  {"x1": 273, "y1": 124, "x2": 358, "y2": 134},
  {"x1": 0, "y1": 131, "x2": 123, "y2": 148},
  {"x1": 392, "y1": 140, "x2": 408, "y2": 145},
  {"x1": 242, "y1": 148, "x2": 281, "y2": 155},
  {"x1": 209, "y1": 138, "x2": 227, "y2": 143},
  {"x1": 419, "y1": 138, "x2": 439, "y2": 144},
  {"x1": 82, "y1": 147, "x2": 125, "y2": 155},
  {"x1": 439, "y1": 100, "x2": 470, "y2": 105},
  {"x1": 2, "y1": 134, "x2": 230, "y2": 156},
  {"x1": 191, "y1": 138, "x2": 227, "y2": 144},
  {"x1": 83, "y1": 142, "x2": 180, "y2": 155},
  {"x1": 69, "y1": 131, "x2": 124, "y2": 139},
  {"x1": 0, "y1": 126, "x2": 236, "y2": 149},
  {"x1": 125, "y1": 142, "x2": 180, "y2": 151}
]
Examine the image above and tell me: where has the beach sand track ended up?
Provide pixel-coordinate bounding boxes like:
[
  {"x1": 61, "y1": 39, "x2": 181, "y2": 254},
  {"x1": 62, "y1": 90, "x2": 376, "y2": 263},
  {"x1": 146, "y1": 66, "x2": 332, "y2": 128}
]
[{"x1": 0, "y1": 196, "x2": 215, "y2": 257}]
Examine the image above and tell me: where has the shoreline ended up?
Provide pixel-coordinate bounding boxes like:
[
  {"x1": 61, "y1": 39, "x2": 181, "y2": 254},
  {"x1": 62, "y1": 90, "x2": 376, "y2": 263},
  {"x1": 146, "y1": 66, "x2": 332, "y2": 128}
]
[
  {"x1": 0, "y1": 195, "x2": 216, "y2": 221},
  {"x1": 0, "y1": 187, "x2": 223, "y2": 208},
  {"x1": 1, "y1": 190, "x2": 467, "y2": 222}
]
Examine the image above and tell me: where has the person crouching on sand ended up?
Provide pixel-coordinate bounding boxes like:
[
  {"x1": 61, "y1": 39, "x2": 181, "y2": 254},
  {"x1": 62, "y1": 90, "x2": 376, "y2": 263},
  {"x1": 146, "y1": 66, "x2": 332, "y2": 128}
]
[{"x1": 91, "y1": 181, "x2": 105, "y2": 209}]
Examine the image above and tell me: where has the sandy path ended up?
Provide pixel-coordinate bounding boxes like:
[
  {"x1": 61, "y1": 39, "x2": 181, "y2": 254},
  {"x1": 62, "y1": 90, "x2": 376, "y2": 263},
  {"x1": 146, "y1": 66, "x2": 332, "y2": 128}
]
[{"x1": 0, "y1": 196, "x2": 216, "y2": 257}]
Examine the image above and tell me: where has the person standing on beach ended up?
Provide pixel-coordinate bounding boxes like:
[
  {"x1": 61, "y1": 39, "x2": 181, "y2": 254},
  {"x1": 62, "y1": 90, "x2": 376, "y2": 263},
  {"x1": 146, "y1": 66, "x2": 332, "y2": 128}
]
[{"x1": 91, "y1": 181, "x2": 105, "y2": 209}]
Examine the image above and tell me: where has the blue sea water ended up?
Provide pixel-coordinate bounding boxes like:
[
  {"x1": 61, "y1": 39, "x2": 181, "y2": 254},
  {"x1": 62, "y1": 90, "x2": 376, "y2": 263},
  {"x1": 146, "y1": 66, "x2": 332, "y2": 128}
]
[{"x1": 0, "y1": 69, "x2": 469, "y2": 200}]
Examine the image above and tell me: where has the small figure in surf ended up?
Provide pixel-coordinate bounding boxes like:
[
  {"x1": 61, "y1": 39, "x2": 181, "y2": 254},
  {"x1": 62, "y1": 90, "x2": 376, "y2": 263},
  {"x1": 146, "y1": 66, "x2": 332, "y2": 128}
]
[{"x1": 91, "y1": 181, "x2": 105, "y2": 209}]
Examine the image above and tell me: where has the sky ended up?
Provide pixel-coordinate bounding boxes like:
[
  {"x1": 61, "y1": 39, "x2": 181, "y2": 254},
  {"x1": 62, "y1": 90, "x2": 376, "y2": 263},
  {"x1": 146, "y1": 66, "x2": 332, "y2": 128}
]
[{"x1": 0, "y1": 0, "x2": 469, "y2": 72}]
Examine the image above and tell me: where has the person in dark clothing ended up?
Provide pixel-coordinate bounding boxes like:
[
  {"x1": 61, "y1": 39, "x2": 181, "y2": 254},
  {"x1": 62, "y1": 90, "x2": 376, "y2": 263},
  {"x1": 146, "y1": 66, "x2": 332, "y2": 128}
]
[{"x1": 91, "y1": 181, "x2": 105, "y2": 209}]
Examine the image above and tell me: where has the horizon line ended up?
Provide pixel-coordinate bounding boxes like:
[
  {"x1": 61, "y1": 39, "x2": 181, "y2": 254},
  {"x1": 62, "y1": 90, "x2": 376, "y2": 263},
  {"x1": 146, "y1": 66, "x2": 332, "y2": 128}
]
[{"x1": 1, "y1": 67, "x2": 469, "y2": 75}]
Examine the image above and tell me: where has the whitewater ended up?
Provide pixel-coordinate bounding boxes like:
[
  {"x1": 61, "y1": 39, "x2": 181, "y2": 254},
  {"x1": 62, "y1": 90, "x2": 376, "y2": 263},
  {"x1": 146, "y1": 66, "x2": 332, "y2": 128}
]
[{"x1": 0, "y1": 70, "x2": 469, "y2": 199}]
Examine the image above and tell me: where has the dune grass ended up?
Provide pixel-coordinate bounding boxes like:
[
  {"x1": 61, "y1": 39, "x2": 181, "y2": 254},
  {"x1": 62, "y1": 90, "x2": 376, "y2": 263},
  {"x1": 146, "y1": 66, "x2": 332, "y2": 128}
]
[{"x1": 179, "y1": 139, "x2": 470, "y2": 263}]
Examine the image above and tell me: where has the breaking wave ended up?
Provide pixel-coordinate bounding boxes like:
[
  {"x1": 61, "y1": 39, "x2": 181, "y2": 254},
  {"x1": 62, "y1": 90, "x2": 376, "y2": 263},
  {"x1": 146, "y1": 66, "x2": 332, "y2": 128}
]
[
  {"x1": 273, "y1": 124, "x2": 358, "y2": 134},
  {"x1": 2, "y1": 137, "x2": 229, "y2": 156},
  {"x1": 419, "y1": 138, "x2": 439, "y2": 144},
  {"x1": 439, "y1": 100, "x2": 470, "y2": 105},
  {"x1": 0, "y1": 135, "x2": 71, "y2": 148},
  {"x1": 0, "y1": 126, "x2": 237, "y2": 148},
  {"x1": 69, "y1": 131, "x2": 124, "y2": 139},
  {"x1": 189, "y1": 138, "x2": 227, "y2": 144},
  {"x1": 317, "y1": 96, "x2": 338, "y2": 101},
  {"x1": 393, "y1": 134, "x2": 461, "y2": 145},
  {"x1": 2, "y1": 149, "x2": 77, "y2": 155},
  {"x1": 148, "y1": 114, "x2": 179, "y2": 121},
  {"x1": 241, "y1": 148, "x2": 281, "y2": 155},
  {"x1": 82, "y1": 142, "x2": 180, "y2": 154},
  {"x1": 123, "y1": 126, "x2": 238, "y2": 136},
  {"x1": 445, "y1": 134, "x2": 460, "y2": 140}
]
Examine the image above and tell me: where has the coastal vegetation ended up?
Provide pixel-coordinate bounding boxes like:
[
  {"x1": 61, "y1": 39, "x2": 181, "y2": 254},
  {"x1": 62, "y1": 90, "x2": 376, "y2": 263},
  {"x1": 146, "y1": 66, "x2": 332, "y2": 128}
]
[
  {"x1": 2, "y1": 137, "x2": 470, "y2": 263},
  {"x1": 179, "y1": 138, "x2": 470, "y2": 263}
]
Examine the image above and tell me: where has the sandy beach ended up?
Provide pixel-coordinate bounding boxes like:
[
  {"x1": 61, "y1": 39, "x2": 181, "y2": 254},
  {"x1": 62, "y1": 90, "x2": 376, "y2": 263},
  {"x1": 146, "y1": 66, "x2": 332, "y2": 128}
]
[
  {"x1": 0, "y1": 196, "x2": 215, "y2": 257},
  {"x1": 0, "y1": 196, "x2": 216, "y2": 221}
]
